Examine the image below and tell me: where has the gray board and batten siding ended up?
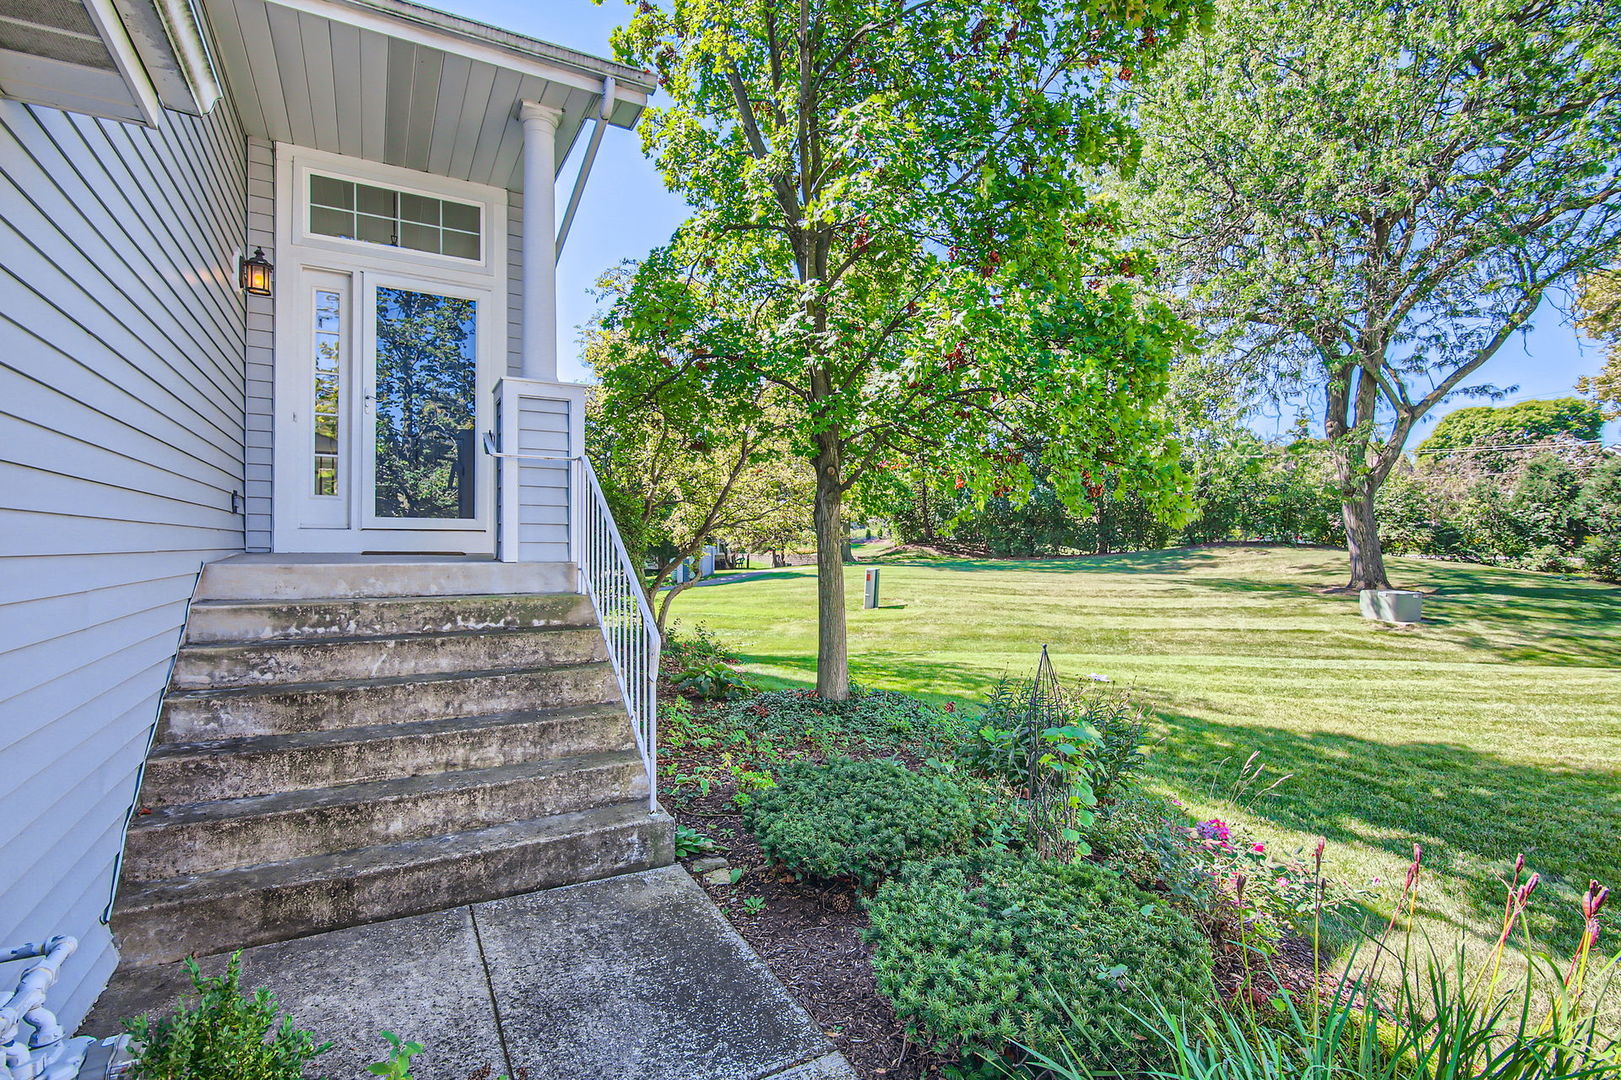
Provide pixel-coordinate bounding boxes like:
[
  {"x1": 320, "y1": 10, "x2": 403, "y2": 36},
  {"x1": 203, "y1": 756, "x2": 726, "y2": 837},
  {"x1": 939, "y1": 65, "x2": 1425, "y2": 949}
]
[{"x1": 0, "y1": 92, "x2": 250, "y2": 1029}]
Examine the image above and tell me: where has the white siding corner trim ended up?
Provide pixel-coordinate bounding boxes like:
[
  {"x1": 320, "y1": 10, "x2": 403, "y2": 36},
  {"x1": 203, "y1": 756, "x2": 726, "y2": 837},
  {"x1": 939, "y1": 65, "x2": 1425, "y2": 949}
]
[
  {"x1": 245, "y1": 136, "x2": 276, "y2": 551},
  {"x1": 0, "y1": 94, "x2": 248, "y2": 1030}
]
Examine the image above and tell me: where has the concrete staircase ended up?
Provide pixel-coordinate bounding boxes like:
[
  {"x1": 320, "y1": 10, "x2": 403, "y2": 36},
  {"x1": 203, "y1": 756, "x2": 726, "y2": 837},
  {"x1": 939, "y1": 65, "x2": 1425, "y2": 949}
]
[{"x1": 112, "y1": 557, "x2": 674, "y2": 967}]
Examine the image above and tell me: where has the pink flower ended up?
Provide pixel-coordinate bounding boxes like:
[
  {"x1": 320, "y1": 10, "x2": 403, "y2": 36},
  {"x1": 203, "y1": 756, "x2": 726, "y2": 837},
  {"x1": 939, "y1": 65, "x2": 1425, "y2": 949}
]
[
  {"x1": 1252, "y1": 843, "x2": 1266, "y2": 853},
  {"x1": 1196, "y1": 818, "x2": 1231, "y2": 843}
]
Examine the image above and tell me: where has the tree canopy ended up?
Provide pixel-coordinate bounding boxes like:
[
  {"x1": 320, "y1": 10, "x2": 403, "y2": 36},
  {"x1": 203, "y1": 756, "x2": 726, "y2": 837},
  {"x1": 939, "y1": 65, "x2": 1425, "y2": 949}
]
[
  {"x1": 586, "y1": 318, "x2": 811, "y2": 630},
  {"x1": 1577, "y1": 268, "x2": 1621, "y2": 420},
  {"x1": 601, "y1": 0, "x2": 1211, "y2": 696},
  {"x1": 1123, "y1": 0, "x2": 1621, "y2": 590},
  {"x1": 1416, "y1": 398, "x2": 1605, "y2": 459}
]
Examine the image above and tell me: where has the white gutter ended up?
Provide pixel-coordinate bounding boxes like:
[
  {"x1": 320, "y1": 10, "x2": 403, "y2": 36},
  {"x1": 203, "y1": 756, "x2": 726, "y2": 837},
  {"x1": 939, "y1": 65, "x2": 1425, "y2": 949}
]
[
  {"x1": 152, "y1": 0, "x2": 224, "y2": 112},
  {"x1": 108, "y1": 0, "x2": 223, "y2": 115}
]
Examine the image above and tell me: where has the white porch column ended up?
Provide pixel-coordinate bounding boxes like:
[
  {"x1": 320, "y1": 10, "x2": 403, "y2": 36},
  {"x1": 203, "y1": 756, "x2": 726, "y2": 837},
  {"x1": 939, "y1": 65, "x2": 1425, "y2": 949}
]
[{"x1": 519, "y1": 101, "x2": 562, "y2": 381}]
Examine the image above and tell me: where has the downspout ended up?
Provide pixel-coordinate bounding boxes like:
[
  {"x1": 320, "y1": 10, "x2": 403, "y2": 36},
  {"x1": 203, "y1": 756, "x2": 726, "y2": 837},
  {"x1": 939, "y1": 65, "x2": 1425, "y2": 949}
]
[{"x1": 554, "y1": 75, "x2": 615, "y2": 258}]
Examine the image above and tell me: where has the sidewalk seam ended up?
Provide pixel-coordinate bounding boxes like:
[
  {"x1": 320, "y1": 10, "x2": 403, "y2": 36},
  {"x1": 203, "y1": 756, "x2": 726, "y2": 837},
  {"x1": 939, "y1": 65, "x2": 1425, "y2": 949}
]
[{"x1": 468, "y1": 904, "x2": 515, "y2": 1079}]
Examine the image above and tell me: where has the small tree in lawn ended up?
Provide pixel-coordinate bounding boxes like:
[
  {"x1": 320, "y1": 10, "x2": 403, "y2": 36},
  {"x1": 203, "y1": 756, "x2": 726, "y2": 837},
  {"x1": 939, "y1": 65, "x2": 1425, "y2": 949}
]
[
  {"x1": 587, "y1": 329, "x2": 812, "y2": 631},
  {"x1": 1508, "y1": 453, "x2": 1587, "y2": 566},
  {"x1": 605, "y1": 0, "x2": 1208, "y2": 698},
  {"x1": 1579, "y1": 454, "x2": 1621, "y2": 582},
  {"x1": 1123, "y1": 0, "x2": 1621, "y2": 591}
]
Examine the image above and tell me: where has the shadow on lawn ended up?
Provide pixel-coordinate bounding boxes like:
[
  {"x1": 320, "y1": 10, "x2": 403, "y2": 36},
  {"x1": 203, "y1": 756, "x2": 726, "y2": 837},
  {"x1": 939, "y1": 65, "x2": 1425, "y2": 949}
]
[
  {"x1": 1112, "y1": 560, "x2": 1621, "y2": 667},
  {"x1": 1401, "y1": 563, "x2": 1621, "y2": 667},
  {"x1": 736, "y1": 650, "x2": 1618, "y2": 948},
  {"x1": 690, "y1": 569, "x2": 808, "y2": 588},
  {"x1": 1151, "y1": 709, "x2": 1621, "y2": 949}
]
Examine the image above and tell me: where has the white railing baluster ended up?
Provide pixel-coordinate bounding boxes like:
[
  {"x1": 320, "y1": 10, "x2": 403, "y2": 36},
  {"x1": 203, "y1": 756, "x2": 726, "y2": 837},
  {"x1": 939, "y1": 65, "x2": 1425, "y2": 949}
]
[
  {"x1": 487, "y1": 438, "x2": 661, "y2": 814},
  {"x1": 573, "y1": 453, "x2": 660, "y2": 813}
]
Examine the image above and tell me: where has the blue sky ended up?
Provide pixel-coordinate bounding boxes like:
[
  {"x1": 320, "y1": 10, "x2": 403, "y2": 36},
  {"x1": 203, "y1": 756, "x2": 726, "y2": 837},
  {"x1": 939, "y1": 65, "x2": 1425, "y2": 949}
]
[{"x1": 456, "y1": 0, "x2": 1615, "y2": 444}]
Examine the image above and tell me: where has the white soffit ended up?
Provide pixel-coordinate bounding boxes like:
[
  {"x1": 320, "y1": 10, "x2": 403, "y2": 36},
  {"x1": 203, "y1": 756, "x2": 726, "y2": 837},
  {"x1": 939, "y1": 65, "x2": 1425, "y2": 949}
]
[
  {"x1": 203, "y1": 0, "x2": 653, "y2": 190},
  {"x1": 0, "y1": 0, "x2": 161, "y2": 122}
]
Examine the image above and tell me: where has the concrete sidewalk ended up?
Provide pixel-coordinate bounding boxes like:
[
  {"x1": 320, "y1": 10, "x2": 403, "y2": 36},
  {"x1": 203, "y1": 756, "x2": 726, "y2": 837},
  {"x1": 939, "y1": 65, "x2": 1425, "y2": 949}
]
[{"x1": 83, "y1": 866, "x2": 855, "y2": 1080}]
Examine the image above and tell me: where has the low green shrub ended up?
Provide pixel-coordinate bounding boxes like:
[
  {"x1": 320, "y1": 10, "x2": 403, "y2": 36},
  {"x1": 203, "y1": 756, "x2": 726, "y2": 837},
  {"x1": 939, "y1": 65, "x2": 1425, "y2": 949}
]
[
  {"x1": 741, "y1": 757, "x2": 976, "y2": 885},
  {"x1": 1583, "y1": 534, "x2": 1621, "y2": 583},
  {"x1": 661, "y1": 621, "x2": 735, "y2": 669},
  {"x1": 728, "y1": 686, "x2": 962, "y2": 748},
  {"x1": 125, "y1": 953, "x2": 330, "y2": 1080},
  {"x1": 1083, "y1": 690, "x2": 1154, "y2": 799},
  {"x1": 958, "y1": 682, "x2": 1151, "y2": 801},
  {"x1": 863, "y1": 854, "x2": 1214, "y2": 1074}
]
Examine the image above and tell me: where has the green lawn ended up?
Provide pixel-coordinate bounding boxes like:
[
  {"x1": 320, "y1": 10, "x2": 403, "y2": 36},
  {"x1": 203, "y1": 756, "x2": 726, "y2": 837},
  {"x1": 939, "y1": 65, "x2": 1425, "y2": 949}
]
[{"x1": 674, "y1": 545, "x2": 1621, "y2": 962}]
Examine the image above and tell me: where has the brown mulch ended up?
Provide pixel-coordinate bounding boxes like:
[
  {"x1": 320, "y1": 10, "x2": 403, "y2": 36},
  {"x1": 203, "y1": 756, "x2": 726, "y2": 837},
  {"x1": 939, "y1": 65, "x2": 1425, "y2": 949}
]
[{"x1": 1212, "y1": 932, "x2": 1323, "y2": 1007}]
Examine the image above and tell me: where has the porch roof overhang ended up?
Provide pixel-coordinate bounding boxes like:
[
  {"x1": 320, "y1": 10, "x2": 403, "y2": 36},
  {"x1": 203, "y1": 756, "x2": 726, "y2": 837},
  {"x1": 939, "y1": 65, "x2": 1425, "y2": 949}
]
[{"x1": 200, "y1": 0, "x2": 655, "y2": 190}]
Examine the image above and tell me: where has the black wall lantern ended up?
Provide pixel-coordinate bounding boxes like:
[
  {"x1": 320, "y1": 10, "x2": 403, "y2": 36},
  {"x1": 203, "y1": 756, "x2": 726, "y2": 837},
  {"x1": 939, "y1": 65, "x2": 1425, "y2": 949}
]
[{"x1": 239, "y1": 247, "x2": 273, "y2": 297}]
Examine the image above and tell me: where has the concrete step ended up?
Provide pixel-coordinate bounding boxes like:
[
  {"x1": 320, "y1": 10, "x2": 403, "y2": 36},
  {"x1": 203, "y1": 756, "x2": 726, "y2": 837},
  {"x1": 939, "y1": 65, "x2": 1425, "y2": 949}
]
[
  {"x1": 139, "y1": 706, "x2": 636, "y2": 806},
  {"x1": 112, "y1": 803, "x2": 676, "y2": 966},
  {"x1": 122, "y1": 751, "x2": 650, "y2": 881},
  {"x1": 160, "y1": 662, "x2": 620, "y2": 741},
  {"x1": 171, "y1": 626, "x2": 607, "y2": 690},
  {"x1": 195, "y1": 558, "x2": 577, "y2": 601},
  {"x1": 185, "y1": 593, "x2": 596, "y2": 644}
]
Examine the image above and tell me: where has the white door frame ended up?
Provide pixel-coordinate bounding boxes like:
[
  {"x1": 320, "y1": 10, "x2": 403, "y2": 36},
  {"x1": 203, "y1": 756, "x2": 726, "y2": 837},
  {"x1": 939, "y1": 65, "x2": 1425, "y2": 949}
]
[{"x1": 271, "y1": 145, "x2": 508, "y2": 554}]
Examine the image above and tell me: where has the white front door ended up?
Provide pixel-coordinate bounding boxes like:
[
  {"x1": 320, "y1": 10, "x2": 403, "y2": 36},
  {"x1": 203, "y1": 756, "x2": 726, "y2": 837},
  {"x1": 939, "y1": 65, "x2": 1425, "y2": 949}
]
[
  {"x1": 271, "y1": 148, "x2": 505, "y2": 555},
  {"x1": 275, "y1": 266, "x2": 496, "y2": 554}
]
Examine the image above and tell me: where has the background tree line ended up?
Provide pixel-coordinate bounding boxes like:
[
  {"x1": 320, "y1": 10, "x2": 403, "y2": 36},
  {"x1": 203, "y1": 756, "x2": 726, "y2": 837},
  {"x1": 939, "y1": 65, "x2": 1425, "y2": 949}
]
[{"x1": 885, "y1": 397, "x2": 1621, "y2": 582}]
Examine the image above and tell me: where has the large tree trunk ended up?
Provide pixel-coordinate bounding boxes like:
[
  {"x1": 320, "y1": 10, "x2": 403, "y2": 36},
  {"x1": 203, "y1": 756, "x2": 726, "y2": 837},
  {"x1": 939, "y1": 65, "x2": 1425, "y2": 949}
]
[
  {"x1": 813, "y1": 444, "x2": 850, "y2": 700},
  {"x1": 1341, "y1": 487, "x2": 1392, "y2": 591}
]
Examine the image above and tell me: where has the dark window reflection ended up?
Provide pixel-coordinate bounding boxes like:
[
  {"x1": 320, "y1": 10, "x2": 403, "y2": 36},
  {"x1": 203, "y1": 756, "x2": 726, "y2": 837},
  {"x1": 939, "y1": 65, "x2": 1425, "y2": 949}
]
[{"x1": 373, "y1": 287, "x2": 477, "y2": 520}]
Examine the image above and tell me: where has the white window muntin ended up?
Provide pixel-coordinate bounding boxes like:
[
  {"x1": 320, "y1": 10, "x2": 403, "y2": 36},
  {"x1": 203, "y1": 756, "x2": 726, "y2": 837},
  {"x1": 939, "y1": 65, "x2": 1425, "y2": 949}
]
[{"x1": 287, "y1": 150, "x2": 502, "y2": 278}]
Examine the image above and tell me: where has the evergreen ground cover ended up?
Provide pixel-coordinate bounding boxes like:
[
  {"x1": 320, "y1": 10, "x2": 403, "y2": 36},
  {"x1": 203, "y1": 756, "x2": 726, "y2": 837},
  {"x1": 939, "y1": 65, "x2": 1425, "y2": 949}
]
[{"x1": 673, "y1": 545, "x2": 1621, "y2": 971}]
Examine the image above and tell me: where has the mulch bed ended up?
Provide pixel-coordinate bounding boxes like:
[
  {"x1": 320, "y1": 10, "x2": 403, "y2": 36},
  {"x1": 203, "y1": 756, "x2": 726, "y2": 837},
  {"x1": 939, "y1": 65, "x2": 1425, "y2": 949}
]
[
  {"x1": 660, "y1": 699, "x2": 1325, "y2": 1079},
  {"x1": 1213, "y1": 933, "x2": 1322, "y2": 1007}
]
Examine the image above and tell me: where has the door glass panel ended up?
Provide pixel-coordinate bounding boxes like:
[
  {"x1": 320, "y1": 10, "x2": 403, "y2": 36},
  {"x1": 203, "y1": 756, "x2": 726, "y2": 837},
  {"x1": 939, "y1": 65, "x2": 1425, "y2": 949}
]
[
  {"x1": 373, "y1": 287, "x2": 477, "y2": 520},
  {"x1": 312, "y1": 288, "x2": 342, "y2": 496}
]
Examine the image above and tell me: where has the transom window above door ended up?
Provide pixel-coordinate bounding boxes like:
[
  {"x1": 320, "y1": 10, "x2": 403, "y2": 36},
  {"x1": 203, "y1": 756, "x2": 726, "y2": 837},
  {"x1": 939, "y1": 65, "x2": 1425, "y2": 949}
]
[{"x1": 308, "y1": 174, "x2": 482, "y2": 260}]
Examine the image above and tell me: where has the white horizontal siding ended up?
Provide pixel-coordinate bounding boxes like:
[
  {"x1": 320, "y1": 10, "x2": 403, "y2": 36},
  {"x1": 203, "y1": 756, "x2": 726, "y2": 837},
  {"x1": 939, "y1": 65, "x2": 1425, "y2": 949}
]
[
  {"x1": 0, "y1": 93, "x2": 248, "y2": 1032},
  {"x1": 515, "y1": 394, "x2": 570, "y2": 561}
]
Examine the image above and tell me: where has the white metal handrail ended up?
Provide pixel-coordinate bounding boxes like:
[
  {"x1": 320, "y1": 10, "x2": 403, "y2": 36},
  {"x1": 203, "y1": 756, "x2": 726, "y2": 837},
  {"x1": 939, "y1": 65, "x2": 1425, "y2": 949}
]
[{"x1": 573, "y1": 454, "x2": 661, "y2": 813}]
